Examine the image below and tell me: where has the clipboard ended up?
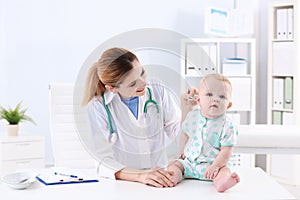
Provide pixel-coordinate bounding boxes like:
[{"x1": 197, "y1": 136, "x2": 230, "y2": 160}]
[{"x1": 36, "y1": 167, "x2": 99, "y2": 186}]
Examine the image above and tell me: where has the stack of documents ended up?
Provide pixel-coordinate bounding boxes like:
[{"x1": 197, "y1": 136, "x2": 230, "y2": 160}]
[{"x1": 36, "y1": 167, "x2": 99, "y2": 185}]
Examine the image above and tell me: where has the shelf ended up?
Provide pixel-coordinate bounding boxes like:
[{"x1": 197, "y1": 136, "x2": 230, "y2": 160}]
[
  {"x1": 181, "y1": 38, "x2": 256, "y2": 126},
  {"x1": 272, "y1": 39, "x2": 294, "y2": 42},
  {"x1": 272, "y1": 74, "x2": 293, "y2": 78},
  {"x1": 184, "y1": 74, "x2": 252, "y2": 79},
  {"x1": 271, "y1": 108, "x2": 294, "y2": 113},
  {"x1": 267, "y1": 0, "x2": 300, "y2": 186}
]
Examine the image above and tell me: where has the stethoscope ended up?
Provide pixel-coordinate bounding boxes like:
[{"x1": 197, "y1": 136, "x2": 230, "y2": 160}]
[{"x1": 101, "y1": 87, "x2": 160, "y2": 143}]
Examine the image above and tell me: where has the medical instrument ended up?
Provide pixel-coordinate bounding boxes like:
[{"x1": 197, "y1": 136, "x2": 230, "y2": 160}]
[
  {"x1": 101, "y1": 87, "x2": 160, "y2": 143},
  {"x1": 187, "y1": 95, "x2": 197, "y2": 102}
]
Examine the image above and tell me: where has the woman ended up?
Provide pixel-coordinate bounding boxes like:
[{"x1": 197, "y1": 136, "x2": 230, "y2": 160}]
[{"x1": 82, "y1": 47, "x2": 181, "y2": 187}]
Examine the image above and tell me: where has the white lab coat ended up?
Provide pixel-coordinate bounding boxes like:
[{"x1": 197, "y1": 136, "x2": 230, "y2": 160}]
[{"x1": 87, "y1": 82, "x2": 181, "y2": 179}]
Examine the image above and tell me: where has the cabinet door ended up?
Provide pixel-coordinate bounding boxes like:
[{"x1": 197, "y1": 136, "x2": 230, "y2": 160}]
[
  {"x1": 269, "y1": 155, "x2": 300, "y2": 185},
  {"x1": 0, "y1": 141, "x2": 44, "y2": 160},
  {"x1": 229, "y1": 77, "x2": 252, "y2": 111},
  {"x1": 0, "y1": 159, "x2": 44, "y2": 175},
  {"x1": 272, "y1": 42, "x2": 295, "y2": 75}
]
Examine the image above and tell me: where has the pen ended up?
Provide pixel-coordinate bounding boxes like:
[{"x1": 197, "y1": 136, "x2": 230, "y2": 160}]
[{"x1": 54, "y1": 172, "x2": 78, "y2": 178}]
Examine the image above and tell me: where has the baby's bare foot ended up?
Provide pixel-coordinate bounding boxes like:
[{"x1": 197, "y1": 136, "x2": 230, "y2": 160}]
[{"x1": 216, "y1": 172, "x2": 240, "y2": 192}]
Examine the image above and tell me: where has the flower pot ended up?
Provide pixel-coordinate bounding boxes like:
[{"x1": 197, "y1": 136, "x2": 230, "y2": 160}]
[{"x1": 6, "y1": 124, "x2": 19, "y2": 136}]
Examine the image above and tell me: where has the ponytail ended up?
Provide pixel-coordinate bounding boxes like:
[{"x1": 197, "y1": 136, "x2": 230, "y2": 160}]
[
  {"x1": 81, "y1": 63, "x2": 105, "y2": 106},
  {"x1": 81, "y1": 47, "x2": 138, "y2": 106}
]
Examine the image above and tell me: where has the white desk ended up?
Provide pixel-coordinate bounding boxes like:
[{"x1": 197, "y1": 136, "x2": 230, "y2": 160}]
[
  {"x1": 0, "y1": 168, "x2": 295, "y2": 200},
  {"x1": 235, "y1": 125, "x2": 300, "y2": 154}
]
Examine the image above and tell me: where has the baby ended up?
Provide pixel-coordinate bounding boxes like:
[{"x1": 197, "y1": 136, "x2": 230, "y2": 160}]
[{"x1": 168, "y1": 73, "x2": 240, "y2": 192}]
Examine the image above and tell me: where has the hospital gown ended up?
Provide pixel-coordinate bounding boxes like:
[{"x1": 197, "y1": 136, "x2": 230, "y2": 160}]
[{"x1": 178, "y1": 108, "x2": 238, "y2": 180}]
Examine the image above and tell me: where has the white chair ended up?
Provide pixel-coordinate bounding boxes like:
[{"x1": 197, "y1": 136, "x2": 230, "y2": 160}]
[{"x1": 49, "y1": 83, "x2": 96, "y2": 168}]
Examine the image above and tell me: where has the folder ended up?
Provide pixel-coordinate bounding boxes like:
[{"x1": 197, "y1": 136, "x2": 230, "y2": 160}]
[
  {"x1": 186, "y1": 43, "x2": 202, "y2": 76},
  {"x1": 272, "y1": 111, "x2": 282, "y2": 124},
  {"x1": 276, "y1": 8, "x2": 287, "y2": 39},
  {"x1": 287, "y1": 8, "x2": 294, "y2": 39},
  {"x1": 282, "y1": 112, "x2": 294, "y2": 125},
  {"x1": 186, "y1": 43, "x2": 217, "y2": 76},
  {"x1": 284, "y1": 77, "x2": 293, "y2": 109},
  {"x1": 36, "y1": 168, "x2": 99, "y2": 186},
  {"x1": 273, "y1": 78, "x2": 284, "y2": 110}
]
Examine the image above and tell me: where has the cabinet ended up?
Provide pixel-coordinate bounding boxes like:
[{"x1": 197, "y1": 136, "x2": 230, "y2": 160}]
[
  {"x1": 267, "y1": 0, "x2": 300, "y2": 185},
  {"x1": 0, "y1": 135, "x2": 45, "y2": 175},
  {"x1": 180, "y1": 38, "x2": 256, "y2": 167}
]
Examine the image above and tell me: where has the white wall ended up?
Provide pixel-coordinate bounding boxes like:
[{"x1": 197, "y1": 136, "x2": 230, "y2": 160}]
[{"x1": 0, "y1": 0, "x2": 265, "y2": 165}]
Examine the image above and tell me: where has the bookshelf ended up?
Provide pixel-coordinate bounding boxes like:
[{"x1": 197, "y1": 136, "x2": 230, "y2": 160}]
[
  {"x1": 181, "y1": 38, "x2": 256, "y2": 125},
  {"x1": 267, "y1": 0, "x2": 300, "y2": 185},
  {"x1": 181, "y1": 38, "x2": 256, "y2": 167}
]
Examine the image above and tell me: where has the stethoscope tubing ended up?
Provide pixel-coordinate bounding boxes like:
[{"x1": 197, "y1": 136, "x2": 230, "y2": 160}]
[{"x1": 101, "y1": 86, "x2": 159, "y2": 143}]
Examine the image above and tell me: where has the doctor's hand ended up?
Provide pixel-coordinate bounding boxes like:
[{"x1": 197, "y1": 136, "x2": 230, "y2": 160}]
[
  {"x1": 181, "y1": 87, "x2": 199, "y2": 121},
  {"x1": 139, "y1": 166, "x2": 175, "y2": 188}
]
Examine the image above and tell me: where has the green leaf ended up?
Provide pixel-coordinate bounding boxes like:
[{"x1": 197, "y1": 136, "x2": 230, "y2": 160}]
[{"x1": 0, "y1": 101, "x2": 36, "y2": 125}]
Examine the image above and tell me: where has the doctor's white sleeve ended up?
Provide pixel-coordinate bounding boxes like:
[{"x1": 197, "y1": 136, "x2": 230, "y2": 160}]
[
  {"x1": 162, "y1": 87, "x2": 181, "y2": 145},
  {"x1": 86, "y1": 99, "x2": 125, "y2": 180}
]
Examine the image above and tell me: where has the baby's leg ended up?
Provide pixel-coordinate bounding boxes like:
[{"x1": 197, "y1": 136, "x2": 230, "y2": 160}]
[
  {"x1": 213, "y1": 166, "x2": 240, "y2": 192},
  {"x1": 167, "y1": 161, "x2": 184, "y2": 185}
]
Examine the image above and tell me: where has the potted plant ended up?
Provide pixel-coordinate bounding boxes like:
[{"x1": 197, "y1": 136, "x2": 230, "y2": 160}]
[{"x1": 0, "y1": 101, "x2": 35, "y2": 136}]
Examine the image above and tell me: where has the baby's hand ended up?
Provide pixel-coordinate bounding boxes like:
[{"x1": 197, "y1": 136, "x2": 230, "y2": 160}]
[{"x1": 204, "y1": 165, "x2": 220, "y2": 180}]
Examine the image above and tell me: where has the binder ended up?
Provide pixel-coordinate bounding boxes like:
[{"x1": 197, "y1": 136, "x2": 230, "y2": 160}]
[
  {"x1": 282, "y1": 112, "x2": 294, "y2": 125},
  {"x1": 272, "y1": 111, "x2": 282, "y2": 124},
  {"x1": 287, "y1": 8, "x2": 294, "y2": 39},
  {"x1": 186, "y1": 43, "x2": 202, "y2": 76},
  {"x1": 273, "y1": 78, "x2": 284, "y2": 109},
  {"x1": 209, "y1": 45, "x2": 217, "y2": 74},
  {"x1": 186, "y1": 43, "x2": 217, "y2": 76},
  {"x1": 36, "y1": 168, "x2": 99, "y2": 186},
  {"x1": 276, "y1": 8, "x2": 287, "y2": 39},
  {"x1": 284, "y1": 77, "x2": 293, "y2": 109}
]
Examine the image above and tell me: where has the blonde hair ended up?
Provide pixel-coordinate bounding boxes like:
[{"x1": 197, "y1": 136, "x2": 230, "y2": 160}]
[
  {"x1": 82, "y1": 47, "x2": 139, "y2": 105},
  {"x1": 200, "y1": 73, "x2": 232, "y2": 97}
]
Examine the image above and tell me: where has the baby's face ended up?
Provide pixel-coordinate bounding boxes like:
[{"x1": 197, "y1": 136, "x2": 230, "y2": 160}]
[{"x1": 198, "y1": 77, "x2": 232, "y2": 119}]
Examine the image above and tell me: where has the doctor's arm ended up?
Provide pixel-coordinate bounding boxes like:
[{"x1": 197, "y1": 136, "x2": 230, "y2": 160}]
[
  {"x1": 162, "y1": 88, "x2": 181, "y2": 141},
  {"x1": 115, "y1": 167, "x2": 175, "y2": 187},
  {"x1": 178, "y1": 132, "x2": 189, "y2": 159},
  {"x1": 87, "y1": 100, "x2": 175, "y2": 187}
]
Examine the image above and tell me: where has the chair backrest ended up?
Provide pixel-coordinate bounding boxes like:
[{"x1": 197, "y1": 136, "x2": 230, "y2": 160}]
[{"x1": 49, "y1": 83, "x2": 96, "y2": 168}]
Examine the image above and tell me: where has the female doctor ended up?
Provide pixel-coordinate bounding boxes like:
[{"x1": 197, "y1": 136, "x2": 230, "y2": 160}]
[{"x1": 82, "y1": 47, "x2": 181, "y2": 187}]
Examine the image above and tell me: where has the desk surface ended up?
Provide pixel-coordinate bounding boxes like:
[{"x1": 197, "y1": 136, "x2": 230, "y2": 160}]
[{"x1": 0, "y1": 167, "x2": 295, "y2": 200}]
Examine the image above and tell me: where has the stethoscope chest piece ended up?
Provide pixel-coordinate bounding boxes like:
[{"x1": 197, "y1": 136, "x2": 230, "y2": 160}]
[{"x1": 110, "y1": 132, "x2": 118, "y2": 143}]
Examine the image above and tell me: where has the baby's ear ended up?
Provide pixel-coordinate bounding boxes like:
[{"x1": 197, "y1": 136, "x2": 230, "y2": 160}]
[{"x1": 227, "y1": 102, "x2": 232, "y2": 109}]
